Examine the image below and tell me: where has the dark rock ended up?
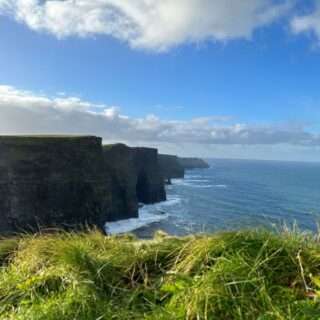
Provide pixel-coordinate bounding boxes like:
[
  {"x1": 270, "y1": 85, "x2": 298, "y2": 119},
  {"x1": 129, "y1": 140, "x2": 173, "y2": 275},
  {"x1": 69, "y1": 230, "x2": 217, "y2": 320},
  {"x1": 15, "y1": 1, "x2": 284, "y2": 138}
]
[
  {"x1": 103, "y1": 144, "x2": 166, "y2": 221},
  {"x1": 133, "y1": 147, "x2": 166, "y2": 204},
  {"x1": 178, "y1": 157, "x2": 210, "y2": 170},
  {"x1": 103, "y1": 144, "x2": 138, "y2": 221},
  {"x1": 158, "y1": 154, "x2": 185, "y2": 181},
  {"x1": 0, "y1": 137, "x2": 168, "y2": 233},
  {"x1": 0, "y1": 136, "x2": 109, "y2": 233}
]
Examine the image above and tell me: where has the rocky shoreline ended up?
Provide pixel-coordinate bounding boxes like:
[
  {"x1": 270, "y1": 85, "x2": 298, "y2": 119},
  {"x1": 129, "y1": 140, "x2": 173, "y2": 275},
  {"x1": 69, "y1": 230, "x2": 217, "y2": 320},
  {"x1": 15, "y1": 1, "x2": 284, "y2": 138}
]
[{"x1": 0, "y1": 135, "x2": 209, "y2": 234}]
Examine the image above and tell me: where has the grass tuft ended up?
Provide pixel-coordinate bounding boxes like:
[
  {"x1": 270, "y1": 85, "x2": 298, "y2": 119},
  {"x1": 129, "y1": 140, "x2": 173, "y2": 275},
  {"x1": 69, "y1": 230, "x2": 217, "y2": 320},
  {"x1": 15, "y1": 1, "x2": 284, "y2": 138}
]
[{"x1": 0, "y1": 229, "x2": 319, "y2": 319}]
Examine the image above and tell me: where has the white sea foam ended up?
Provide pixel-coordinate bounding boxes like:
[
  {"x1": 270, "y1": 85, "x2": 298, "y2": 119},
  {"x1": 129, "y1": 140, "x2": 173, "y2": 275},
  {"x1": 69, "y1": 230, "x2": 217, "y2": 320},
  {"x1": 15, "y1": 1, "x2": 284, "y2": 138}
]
[
  {"x1": 214, "y1": 184, "x2": 227, "y2": 188},
  {"x1": 185, "y1": 175, "x2": 209, "y2": 180},
  {"x1": 104, "y1": 211, "x2": 168, "y2": 235},
  {"x1": 192, "y1": 185, "x2": 214, "y2": 188},
  {"x1": 157, "y1": 197, "x2": 182, "y2": 207},
  {"x1": 104, "y1": 195, "x2": 181, "y2": 235},
  {"x1": 171, "y1": 178, "x2": 185, "y2": 184},
  {"x1": 185, "y1": 174, "x2": 202, "y2": 178},
  {"x1": 186, "y1": 179, "x2": 210, "y2": 183},
  {"x1": 172, "y1": 179, "x2": 214, "y2": 188}
]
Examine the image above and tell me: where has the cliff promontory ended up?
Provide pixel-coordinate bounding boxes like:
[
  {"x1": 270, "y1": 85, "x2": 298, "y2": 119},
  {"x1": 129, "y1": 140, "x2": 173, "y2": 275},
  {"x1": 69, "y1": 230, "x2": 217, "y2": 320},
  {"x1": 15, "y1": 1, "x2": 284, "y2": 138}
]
[
  {"x1": 133, "y1": 147, "x2": 166, "y2": 204},
  {"x1": 0, "y1": 136, "x2": 109, "y2": 233},
  {"x1": 0, "y1": 135, "x2": 210, "y2": 234},
  {"x1": 103, "y1": 144, "x2": 166, "y2": 221},
  {"x1": 158, "y1": 154, "x2": 185, "y2": 183},
  {"x1": 178, "y1": 157, "x2": 210, "y2": 169},
  {"x1": 103, "y1": 144, "x2": 138, "y2": 221}
]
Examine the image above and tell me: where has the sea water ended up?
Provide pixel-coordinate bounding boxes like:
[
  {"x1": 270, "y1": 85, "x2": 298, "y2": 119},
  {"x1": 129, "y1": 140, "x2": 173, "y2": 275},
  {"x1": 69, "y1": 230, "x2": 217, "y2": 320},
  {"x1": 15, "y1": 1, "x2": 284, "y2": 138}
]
[{"x1": 105, "y1": 159, "x2": 320, "y2": 237}]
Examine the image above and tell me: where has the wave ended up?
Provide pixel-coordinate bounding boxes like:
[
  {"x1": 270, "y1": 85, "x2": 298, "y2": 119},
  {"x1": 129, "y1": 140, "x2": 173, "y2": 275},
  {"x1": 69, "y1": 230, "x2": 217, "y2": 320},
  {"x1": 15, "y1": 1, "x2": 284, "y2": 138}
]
[
  {"x1": 185, "y1": 174, "x2": 203, "y2": 179},
  {"x1": 104, "y1": 211, "x2": 168, "y2": 235},
  {"x1": 156, "y1": 197, "x2": 182, "y2": 207},
  {"x1": 171, "y1": 179, "x2": 214, "y2": 188},
  {"x1": 104, "y1": 195, "x2": 181, "y2": 235}
]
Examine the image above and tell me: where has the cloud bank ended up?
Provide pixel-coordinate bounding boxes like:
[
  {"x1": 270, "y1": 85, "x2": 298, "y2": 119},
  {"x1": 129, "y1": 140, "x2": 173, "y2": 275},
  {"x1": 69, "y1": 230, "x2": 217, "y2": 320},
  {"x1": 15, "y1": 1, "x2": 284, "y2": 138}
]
[
  {"x1": 0, "y1": 85, "x2": 319, "y2": 147},
  {"x1": 0, "y1": 0, "x2": 291, "y2": 51}
]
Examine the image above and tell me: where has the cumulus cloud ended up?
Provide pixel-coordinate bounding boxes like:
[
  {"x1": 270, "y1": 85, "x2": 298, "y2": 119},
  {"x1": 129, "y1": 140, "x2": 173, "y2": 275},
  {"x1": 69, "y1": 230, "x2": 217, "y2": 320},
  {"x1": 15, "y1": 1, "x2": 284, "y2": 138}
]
[
  {"x1": 0, "y1": 0, "x2": 291, "y2": 51},
  {"x1": 0, "y1": 85, "x2": 319, "y2": 147},
  {"x1": 291, "y1": 1, "x2": 320, "y2": 42}
]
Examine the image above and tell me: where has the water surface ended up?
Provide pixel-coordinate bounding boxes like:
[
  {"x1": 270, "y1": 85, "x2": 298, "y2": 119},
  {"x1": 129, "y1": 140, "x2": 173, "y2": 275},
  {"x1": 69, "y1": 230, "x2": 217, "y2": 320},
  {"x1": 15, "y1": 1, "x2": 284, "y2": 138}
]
[{"x1": 106, "y1": 159, "x2": 320, "y2": 237}]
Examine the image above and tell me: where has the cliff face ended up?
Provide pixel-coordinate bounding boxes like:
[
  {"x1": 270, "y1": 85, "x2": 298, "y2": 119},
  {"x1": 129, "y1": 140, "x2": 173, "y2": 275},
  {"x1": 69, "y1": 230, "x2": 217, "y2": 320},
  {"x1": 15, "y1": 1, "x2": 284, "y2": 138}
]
[
  {"x1": 0, "y1": 136, "x2": 171, "y2": 232},
  {"x1": 158, "y1": 154, "x2": 185, "y2": 182},
  {"x1": 103, "y1": 145, "x2": 166, "y2": 221},
  {"x1": 133, "y1": 147, "x2": 166, "y2": 204},
  {"x1": 103, "y1": 144, "x2": 138, "y2": 221},
  {"x1": 178, "y1": 157, "x2": 210, "y2": 170},
  {"x1": 0, "y1": 136, "x2": 109, "y2": 233}
]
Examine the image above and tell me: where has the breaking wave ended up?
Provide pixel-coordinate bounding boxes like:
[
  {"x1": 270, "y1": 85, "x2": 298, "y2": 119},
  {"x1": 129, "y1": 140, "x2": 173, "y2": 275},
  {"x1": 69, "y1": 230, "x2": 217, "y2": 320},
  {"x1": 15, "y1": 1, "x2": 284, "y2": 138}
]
[
  {"x1": 104, "y1": 195, "x2": 181, "y2": 235},
  {"x1": 172, "y1": 178, "x2": 214, "y2": 188}
]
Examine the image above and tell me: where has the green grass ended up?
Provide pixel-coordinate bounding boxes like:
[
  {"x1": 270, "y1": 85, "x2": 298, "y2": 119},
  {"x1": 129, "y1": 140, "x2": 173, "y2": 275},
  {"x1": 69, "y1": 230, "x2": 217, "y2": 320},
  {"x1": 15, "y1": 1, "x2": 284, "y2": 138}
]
[{"x1": 0, "y1": 229, "x2": 319, "y2": 319}]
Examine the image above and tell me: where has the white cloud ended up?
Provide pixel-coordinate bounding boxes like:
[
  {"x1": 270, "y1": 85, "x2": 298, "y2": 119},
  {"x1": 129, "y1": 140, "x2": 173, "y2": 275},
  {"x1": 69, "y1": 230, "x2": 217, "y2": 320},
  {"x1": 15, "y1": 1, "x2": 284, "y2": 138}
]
[
  {"x1": 291, "y1": 2, "x2": 320, "y2": 42},
  {"x1": 0, "y1": 85, "x2": 319, "y2": 147},
  {"x1": 0, "y1": 0, "x2": 291, "y2": 51}
]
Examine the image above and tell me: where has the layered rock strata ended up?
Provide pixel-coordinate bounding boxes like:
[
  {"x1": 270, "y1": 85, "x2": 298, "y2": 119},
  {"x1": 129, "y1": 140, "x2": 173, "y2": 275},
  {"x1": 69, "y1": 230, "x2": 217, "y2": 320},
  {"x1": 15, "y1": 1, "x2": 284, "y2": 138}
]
[
  {"x1": 0, "y1": 136, "x2": 210, "y2": 233},
  {"x1": 0, "y1": 136, "x2": 109, "y2": 233},
  {"x1": 103, "y1": 144, "x2": 166, "y2": 221},
  {"x1": 133, "y1": 147, "x2": 166, "y2": 204}
]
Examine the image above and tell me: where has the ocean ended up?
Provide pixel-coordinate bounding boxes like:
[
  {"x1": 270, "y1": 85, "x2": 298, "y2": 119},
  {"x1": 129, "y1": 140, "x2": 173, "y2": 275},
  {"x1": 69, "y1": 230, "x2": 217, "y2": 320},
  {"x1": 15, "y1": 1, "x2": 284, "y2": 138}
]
[{"x1": 105, "y1": 159, "x2": 320, "y2": 237}]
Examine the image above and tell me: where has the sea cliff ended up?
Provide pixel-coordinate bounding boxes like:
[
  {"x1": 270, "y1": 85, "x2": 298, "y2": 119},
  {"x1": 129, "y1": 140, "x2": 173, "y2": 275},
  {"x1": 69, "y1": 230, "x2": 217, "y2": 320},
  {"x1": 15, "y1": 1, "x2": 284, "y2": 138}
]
[
  {"x1": 178, "y1": 157, "x2": 210, "y2": 169},
  {"x1": 103, "y1": 144, "x2": 138, "y2": 221},
  {"x1": 103, "y1": 144, "x2": 166, "y2": 221},
  {"x1": 132, "y1": 147, "x2": 166, "y2": 204},
  {"x1": 158, "y1": 155, "x2": 210, "y2": 184},
  {"x1": 0, "y1": 136, "x2": 109, "y2": 233},
  {"x1": 158, "y1": 154, "x2": 185, "y2": 183},
  {"x1": 0, "y1": 136, "x2": 209, "y2": 233}
]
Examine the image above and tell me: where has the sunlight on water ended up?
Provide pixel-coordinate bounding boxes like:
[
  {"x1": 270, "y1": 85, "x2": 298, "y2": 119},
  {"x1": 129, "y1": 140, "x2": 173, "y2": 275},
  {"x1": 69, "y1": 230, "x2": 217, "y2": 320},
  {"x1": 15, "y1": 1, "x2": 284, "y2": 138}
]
[{"x1": 108, "y1": 159, "x2": 320, "y2": 237}]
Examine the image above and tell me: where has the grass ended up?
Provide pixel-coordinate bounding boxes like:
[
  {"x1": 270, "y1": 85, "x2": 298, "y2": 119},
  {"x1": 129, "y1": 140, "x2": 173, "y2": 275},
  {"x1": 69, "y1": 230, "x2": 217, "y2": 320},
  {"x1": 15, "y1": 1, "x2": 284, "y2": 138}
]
[{"x1": 0, "y1": 229, "x2": 319, "y2": 319}]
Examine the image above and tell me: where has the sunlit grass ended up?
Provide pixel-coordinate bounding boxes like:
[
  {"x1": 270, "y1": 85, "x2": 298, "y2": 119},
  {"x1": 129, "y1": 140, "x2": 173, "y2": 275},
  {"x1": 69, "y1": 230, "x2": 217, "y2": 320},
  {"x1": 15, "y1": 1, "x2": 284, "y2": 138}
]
[{"x1": 0, "y1": 228, "x2": 319, "y2": 319}]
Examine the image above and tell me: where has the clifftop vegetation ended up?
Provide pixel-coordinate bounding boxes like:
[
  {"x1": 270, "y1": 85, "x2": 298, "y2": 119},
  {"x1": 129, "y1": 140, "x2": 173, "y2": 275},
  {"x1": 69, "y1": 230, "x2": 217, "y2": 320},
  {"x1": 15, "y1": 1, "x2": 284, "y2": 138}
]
[{"x1": 0, "y1": 228, "x2": 319, "y2": 319}]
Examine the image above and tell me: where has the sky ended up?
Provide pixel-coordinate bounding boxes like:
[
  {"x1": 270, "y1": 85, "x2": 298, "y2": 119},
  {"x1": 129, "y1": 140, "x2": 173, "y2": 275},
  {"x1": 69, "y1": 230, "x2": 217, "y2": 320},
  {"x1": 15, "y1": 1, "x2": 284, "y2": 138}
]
[{"x1": 1, "y1": 1, "x2": 320, "y2": 161}]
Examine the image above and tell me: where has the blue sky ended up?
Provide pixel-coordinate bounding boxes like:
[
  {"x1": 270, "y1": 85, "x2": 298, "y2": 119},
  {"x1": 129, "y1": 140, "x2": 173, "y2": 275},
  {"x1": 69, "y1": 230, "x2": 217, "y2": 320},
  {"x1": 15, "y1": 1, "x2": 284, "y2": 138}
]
[{"x1": 1, "y1": 0, "x2": 320, "y2": 161}]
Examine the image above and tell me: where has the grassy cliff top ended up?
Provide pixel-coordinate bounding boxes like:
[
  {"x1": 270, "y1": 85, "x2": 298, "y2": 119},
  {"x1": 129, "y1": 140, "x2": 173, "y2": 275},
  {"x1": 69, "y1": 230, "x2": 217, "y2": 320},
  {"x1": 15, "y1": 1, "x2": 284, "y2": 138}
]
[
  {"x1": 0, "y1": 229, "x2": 319, "y2": 319},
  {"x1": 0, "y1": 135, "x2": 101, "y2": 142},
  {"x1": 103, "y1": 143, "x2": 129, "y2": 150},
  {"x1": 0, "y1": 135, "x2": 99, "y2": 139},
  {"x1": 0, "y1": 135, "x2": 102, "y2": 146}
]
